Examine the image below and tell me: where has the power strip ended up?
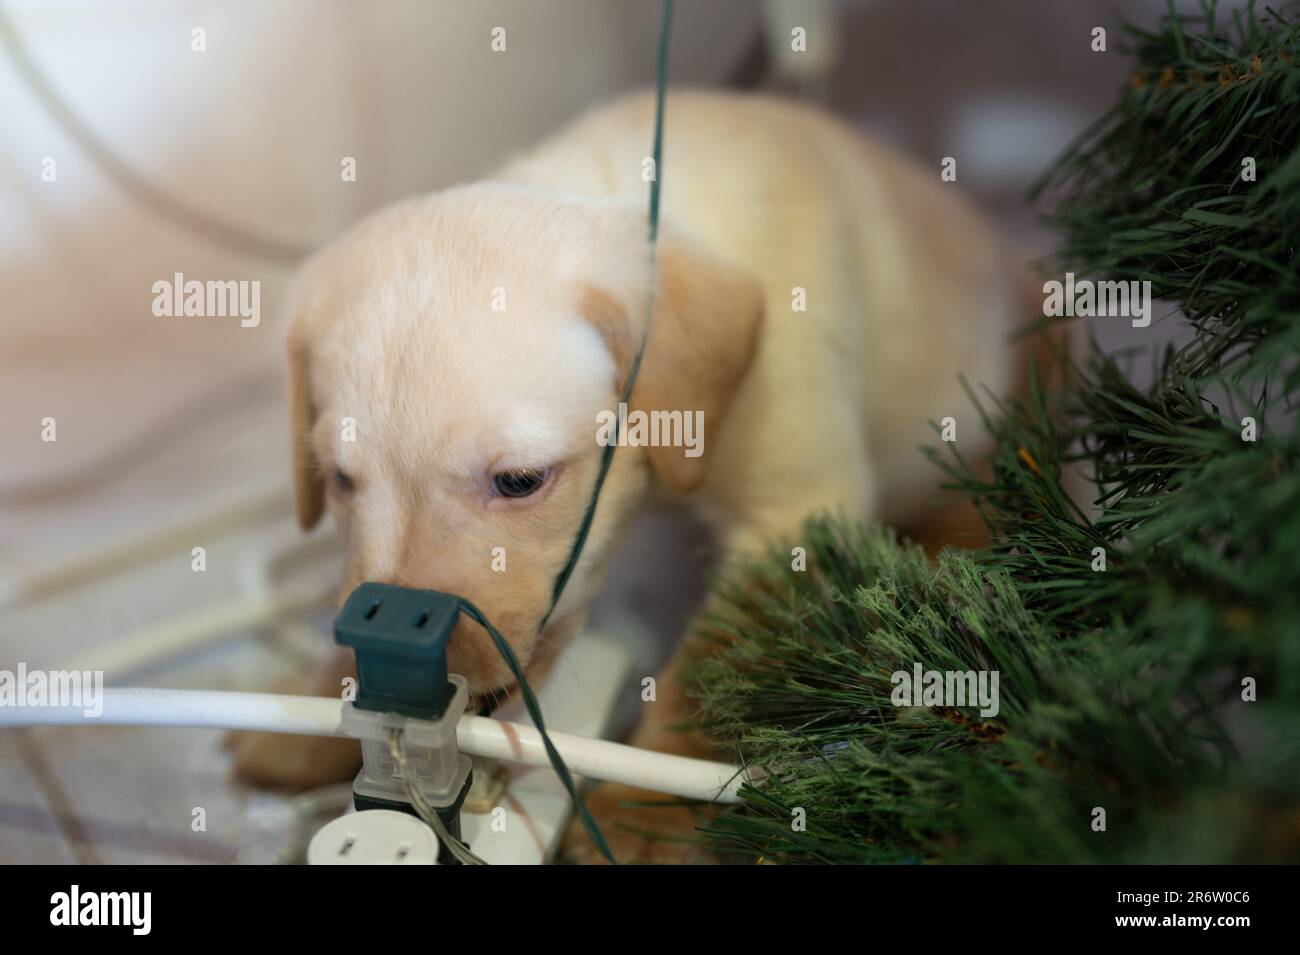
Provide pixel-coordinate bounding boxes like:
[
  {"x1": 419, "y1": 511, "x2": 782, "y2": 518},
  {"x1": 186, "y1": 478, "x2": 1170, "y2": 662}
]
[{"x1": 308, "y1": 809, "x2": 440, "y2": 865}]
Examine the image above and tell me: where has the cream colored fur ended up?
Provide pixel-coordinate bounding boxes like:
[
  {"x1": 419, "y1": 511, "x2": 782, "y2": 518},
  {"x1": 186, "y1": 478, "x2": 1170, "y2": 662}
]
[{"x1": 229, "y1": 90, "x2": 1018, "y2": 860}]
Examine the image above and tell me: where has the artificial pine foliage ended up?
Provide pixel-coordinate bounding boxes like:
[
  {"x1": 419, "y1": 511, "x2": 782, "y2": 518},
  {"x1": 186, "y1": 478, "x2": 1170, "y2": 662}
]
[{"x1": 687, "y1": 0, "x2": 1300, "y2": 864}]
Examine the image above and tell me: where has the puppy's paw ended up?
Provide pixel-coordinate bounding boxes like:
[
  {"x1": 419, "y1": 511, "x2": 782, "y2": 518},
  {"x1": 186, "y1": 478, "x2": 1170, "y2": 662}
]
[
  {"x1": 558, "y1": 783, "x2": 717, "y2": 865},
  {"x1": 224, "y1": 730, "x2": 361, "y2": 792}
]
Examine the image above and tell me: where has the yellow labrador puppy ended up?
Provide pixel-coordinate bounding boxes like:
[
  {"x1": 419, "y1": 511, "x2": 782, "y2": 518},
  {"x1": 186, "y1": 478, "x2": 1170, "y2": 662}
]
[{"x1": 228, "y1": 90, "x2": 1018, "y2": 861}]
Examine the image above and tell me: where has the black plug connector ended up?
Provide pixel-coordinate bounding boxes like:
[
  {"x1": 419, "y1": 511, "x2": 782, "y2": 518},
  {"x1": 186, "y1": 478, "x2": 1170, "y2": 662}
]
[{"x1": 334, "y1": 582, "x2": 461, "y2": 719}]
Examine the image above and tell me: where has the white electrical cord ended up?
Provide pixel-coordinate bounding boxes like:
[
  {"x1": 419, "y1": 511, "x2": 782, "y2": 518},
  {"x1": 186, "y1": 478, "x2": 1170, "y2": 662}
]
[{"x1": 0, "y1": 687, "x2": 753, "y2": 804}]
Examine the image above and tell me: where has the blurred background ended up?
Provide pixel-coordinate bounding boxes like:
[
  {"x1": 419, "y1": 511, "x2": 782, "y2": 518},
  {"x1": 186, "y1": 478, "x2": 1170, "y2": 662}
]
[{"x1": 0, "y1": 0, "x2": 1207, "y2": 863}]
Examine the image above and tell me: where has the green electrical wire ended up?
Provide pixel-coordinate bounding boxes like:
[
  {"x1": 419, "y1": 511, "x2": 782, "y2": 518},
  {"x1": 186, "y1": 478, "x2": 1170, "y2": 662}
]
[
  {"x1": 462, "y1": 0, "x2": 676, "y2": 865},
  {"x1": 459, "y1": 600, "x2": 615, "y2": 863},
  {"x1": 541, "y1": 0, "x2": 675, "y2": 626}
]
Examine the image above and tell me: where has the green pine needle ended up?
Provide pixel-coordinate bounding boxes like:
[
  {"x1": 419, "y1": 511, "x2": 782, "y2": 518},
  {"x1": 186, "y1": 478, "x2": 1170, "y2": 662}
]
[{"x1": 685, "y1": 0, "x2": 1300, "y2": 864}]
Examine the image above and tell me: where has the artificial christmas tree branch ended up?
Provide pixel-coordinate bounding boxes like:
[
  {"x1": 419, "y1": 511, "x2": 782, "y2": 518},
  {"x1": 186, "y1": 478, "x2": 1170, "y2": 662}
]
[{"x1": 687, "y1": 0, "x2": 1300, "y2": 864}]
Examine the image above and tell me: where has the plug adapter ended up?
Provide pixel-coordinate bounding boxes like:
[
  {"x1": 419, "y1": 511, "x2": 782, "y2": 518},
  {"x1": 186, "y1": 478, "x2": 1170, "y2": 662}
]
[{"x1": 334, "y1": 581, "x2": 474, "y2": 865}]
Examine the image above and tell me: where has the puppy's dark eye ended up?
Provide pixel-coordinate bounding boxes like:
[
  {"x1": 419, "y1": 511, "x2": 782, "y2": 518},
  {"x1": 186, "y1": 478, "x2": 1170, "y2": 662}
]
[
  {"x1": 332, "y1": 469, "x2": 356, "y2": 494},
  {"x1": 492, "y1": 467, "x2": 549, "y2": 499}
]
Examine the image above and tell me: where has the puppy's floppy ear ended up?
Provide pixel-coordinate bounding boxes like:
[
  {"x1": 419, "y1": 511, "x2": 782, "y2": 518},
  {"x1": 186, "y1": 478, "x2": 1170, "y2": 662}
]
[
  {"x1": 287, "y1": 329, "x2": 324, "y2": 530},
  {"x1": 580, "y1": 233, "x2": 764, "y2": 493}
]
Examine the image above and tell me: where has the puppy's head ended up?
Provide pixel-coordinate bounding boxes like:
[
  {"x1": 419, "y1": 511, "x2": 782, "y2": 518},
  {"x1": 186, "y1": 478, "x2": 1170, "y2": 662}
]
[{"x1": 287, "y1": 184, "x2": 762, "y2": 698}]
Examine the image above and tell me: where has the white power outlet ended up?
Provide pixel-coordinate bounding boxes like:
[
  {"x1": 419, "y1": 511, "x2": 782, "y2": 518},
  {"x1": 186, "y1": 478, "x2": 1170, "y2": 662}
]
[{"x1": 308, "y1": 810, "x2": 440, "y2": 865}]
